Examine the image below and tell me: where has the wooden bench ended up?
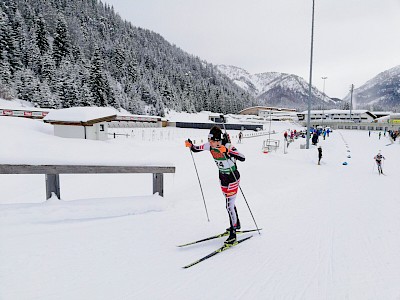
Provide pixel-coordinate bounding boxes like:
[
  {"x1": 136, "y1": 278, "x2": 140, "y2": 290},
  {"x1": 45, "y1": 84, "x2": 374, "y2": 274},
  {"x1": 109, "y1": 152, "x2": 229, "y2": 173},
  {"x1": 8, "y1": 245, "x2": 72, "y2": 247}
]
[{"x1": 0, "y1": 164, "x2": 175, "y2": 200}]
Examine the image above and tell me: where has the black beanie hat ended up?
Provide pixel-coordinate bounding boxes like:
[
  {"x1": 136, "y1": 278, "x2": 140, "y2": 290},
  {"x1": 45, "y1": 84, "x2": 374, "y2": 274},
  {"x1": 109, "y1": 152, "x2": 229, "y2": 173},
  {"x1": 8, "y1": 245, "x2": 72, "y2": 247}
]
[{"x1": 209, "y1": 126, "x2": 222, "y2": 141}]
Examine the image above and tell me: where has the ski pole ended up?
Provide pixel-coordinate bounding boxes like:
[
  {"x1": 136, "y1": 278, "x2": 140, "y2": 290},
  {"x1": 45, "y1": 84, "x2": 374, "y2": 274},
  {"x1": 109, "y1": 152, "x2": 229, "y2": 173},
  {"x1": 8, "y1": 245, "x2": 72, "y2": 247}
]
[
  {"x1": 219, "y1": 115, "x2": 261, "y2": 235},
  {"x1": 188, "y1": 147, "x2": 210, "y2": 222}
]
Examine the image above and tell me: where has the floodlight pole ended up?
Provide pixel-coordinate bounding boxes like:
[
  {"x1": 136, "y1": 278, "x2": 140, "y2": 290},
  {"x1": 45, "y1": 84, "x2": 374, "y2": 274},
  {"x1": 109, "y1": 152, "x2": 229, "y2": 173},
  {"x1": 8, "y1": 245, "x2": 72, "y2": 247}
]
[
  {"x1": 268, "y1": 110, "x2": 272, "y2": 141},
  {"x1": 349, "y1": 84, "x2": 354, "y2": 121},
  {"x1": 321, "y1": 76, "x2": 327, "y2": 127},
  {"x1": 306, "y1": 0, "x2": 315, "y2": 149}
]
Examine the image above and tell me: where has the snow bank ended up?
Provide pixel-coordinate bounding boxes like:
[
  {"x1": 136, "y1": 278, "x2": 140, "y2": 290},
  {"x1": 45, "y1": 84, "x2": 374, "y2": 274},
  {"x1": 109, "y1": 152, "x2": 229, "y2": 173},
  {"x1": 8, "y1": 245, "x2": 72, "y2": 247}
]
[
  {"x1": 0, "y1": 117, "x2": 174, "y2": 166},
  {"x1": 0, "y1": 194, "x2": 168, "y2": 226}
]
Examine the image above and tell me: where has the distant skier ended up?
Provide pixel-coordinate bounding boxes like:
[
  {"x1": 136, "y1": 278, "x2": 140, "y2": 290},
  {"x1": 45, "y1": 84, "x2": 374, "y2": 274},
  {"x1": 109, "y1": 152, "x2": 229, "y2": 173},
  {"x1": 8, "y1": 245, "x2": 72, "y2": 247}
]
[
  {"x1": 311, "y1": 132, "x2": 319, "y2": 145},
  {"x1": 284, "y1": 131, "x2": 288, "y2": 141},
  {"x1": 318, "y1": 146, "x2": 322, "y2": 165},
  {"x1": 369, "y1": 131, "x2": 371, "y2": 137},
  {"x1": 374, "y1": 151, "x2": 385, "y2": 174},
  {"x1": 185, "y1": 126, "x2": 245, "y2": 245},
  {"x1": 238, "y1": 131, "x2": 243, "y2": 143},
  {"x1": 379, "y1": 132, "x2": 382, "y2": 139}
]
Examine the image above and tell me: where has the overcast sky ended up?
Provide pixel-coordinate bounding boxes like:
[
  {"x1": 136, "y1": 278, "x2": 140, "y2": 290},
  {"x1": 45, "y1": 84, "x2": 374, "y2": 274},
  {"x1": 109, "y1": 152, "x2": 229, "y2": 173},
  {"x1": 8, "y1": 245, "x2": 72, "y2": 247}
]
[{"x1": 104, "y1": 0, "x2": 400, "y2": 98}]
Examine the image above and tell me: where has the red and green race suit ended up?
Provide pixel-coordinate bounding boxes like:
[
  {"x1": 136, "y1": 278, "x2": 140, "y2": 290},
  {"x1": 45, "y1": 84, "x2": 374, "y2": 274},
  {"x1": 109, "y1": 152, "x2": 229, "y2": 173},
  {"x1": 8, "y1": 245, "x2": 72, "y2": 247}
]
[{"x1": 190, "y1": 142, "x2": 245, "y2": 229}]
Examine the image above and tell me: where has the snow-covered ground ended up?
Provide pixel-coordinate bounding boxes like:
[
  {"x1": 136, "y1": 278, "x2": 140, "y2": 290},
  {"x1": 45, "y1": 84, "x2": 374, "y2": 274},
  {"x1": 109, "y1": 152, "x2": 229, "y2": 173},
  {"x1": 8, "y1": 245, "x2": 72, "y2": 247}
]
[{"x1": 0, "y1": 114, "x2": 399, "y2": 299}]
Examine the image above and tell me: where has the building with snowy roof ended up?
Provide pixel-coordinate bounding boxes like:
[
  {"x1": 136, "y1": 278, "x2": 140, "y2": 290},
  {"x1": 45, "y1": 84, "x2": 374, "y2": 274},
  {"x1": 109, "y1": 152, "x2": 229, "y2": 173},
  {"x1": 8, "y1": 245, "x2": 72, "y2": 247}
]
[
  {"x1": 239, "y1": 106, "x2": 298, "y2": 121},
  {"x1": 43, "y1": 107, "x2": 117, "y2": 140},
  {"x1": 297, "y1": 109, "x2": 400, "y2": 131},
  {"x1": 109, "y1": 114, "x2": 162, "y2": 128},
  {"x1": 298, "y1": 109, "x2": 377, "y2": 124}
]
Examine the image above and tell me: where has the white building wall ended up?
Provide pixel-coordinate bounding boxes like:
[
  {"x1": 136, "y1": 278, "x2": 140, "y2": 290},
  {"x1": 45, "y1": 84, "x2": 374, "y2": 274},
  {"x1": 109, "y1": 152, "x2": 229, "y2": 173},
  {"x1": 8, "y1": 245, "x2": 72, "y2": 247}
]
[
  {"x1": 85, "y1": 126, "x2": 97, "y2": 140},
  {"x1": 95, "y1": 122, "x2": 108, "y2": 140},
  {"x1": 108, "y1": 120, "x2": 161, "y2": 128},
  {"x1": 53, "y1": 123, "x2": 108, "y2": 140},
  {"x1": 300, "y1": 110, "x2": 375, "y2": 123},
  {"x1": 54, "y1": 125, "x2": 85, "y2": 139}
]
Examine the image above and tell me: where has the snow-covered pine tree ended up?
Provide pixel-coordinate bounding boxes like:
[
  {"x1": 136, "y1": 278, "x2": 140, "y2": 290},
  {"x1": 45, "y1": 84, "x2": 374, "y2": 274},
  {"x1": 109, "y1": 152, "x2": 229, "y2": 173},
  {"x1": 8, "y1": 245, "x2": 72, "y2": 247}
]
[
  {"x1": 78, "y1": 60, "x2": 95, "y2": 107},
  {"x1": 56, "y1": 62, "x2": 78, "y2": 108},
  {"x1": 13, "y1": 68, "x2": 40, "y2": 106},
  {"x1": 89, "y1": 48, "x2": 109, "y2": 106},
  {"x1": 53, "y1": 13, "x2": 70, "y2": 67},
  {"x1": 0, "y1": 7, "x2": 10, "y2": 61},
  {"x1": 37, "y1": 80, "x2": 58, "y2": 109},
  {"x1": 23, "y1": 28, "x2": 41, "y2": 74},
  {"x1": 0, "y1": 55, "x2": 12, "y2": 84},
  {"x1": 104, "y1": 71, "x2": 119, "y2": 109},
  {"x1": 7, "y1": 9, "x2": 24, "y2": 74},
  {"x1": 39, "y1": 53, "x2": 55, "y2": 85},
  {"x1": 35, "y1": 15, "x2": 50, "y2": 55}
]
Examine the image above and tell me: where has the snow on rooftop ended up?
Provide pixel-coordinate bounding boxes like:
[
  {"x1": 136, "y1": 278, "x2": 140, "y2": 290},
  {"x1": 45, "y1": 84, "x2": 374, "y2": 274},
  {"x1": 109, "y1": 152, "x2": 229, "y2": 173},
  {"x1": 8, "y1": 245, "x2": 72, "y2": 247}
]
[
  {"x1": 43, "y1": 107, "x2": 117, "y2": 122},
  {"x1": 300, "y1": 109, "x2": 371, "y2": 114},
  {"x1": 165, "y1": 110, "x2": 215, "y2": 123}
]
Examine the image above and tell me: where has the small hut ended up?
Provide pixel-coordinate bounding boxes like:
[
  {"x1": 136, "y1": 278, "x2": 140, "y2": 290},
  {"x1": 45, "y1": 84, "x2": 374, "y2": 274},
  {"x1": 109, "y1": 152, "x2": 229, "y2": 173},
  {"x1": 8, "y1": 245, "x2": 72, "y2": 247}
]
[{"x1": 43, "y1": 107, "x2": 117, "y2": 141}]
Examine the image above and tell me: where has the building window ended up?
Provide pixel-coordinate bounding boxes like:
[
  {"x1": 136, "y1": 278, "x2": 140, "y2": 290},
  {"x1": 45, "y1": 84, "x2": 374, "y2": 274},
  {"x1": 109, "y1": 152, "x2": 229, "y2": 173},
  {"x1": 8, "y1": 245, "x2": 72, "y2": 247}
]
[{"x1": 100, "y1": 124, "x2": 105, "y2": 132}]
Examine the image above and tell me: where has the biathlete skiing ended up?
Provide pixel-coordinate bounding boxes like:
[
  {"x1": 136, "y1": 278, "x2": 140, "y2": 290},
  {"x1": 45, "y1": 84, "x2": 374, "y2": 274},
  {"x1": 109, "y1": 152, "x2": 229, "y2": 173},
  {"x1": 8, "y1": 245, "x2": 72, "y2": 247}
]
[
  {"x1": 185, "y1": 126, "x2": 245, "y2": 245},
  {"x1": 374, "y1": 151, "x2": 385, "y2": 174}
]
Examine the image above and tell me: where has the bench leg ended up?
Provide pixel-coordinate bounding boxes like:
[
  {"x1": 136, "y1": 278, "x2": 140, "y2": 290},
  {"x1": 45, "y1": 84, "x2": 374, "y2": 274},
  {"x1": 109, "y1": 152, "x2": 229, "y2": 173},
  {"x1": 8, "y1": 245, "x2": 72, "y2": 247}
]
[
  {"x1": 153, "y1": 173, "x2": 164, "y2": 197},
  {"x1": 46, "y1": 174, "x2": 60, "y2": 200}
]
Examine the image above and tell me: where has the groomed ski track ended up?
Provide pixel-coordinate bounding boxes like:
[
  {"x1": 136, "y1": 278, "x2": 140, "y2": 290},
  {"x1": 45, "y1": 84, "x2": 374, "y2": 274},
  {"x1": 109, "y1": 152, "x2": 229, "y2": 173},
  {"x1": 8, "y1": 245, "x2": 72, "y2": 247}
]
[{"x1": 1, "y1": 122, "x2": 399, "y2": 299}]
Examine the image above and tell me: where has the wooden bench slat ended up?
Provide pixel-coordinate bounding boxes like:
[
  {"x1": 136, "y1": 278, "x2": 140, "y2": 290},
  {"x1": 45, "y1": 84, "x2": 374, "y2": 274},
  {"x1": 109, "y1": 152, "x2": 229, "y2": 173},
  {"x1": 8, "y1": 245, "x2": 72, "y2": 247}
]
[
  {"x1": 0, "y1": 165, "x2": 175, "y2": 174},
  {"x1": 0, "y1": 164, "x2": 175, "y2": 199}
]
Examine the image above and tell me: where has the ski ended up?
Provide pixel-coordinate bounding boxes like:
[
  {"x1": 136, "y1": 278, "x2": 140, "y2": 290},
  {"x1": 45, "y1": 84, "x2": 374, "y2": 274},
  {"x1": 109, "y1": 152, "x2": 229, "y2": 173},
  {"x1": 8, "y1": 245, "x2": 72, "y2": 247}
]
[
  {"x1": 182, "y1": 235, "x2": 253, "y2": 269},
  {"x1": 177, "y1": 229, "x2": 261, "y2": 248}
]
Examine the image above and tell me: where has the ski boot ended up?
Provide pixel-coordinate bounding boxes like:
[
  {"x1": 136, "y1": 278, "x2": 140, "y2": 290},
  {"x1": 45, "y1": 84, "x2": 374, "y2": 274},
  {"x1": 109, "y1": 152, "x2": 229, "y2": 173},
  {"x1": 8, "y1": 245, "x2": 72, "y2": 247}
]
[
  {"x1": 226, "y1": 220, "x2": 240, "y2": 232},
  {"x1": 224, "y1": 227, "x2": 237, "y2": 245}
]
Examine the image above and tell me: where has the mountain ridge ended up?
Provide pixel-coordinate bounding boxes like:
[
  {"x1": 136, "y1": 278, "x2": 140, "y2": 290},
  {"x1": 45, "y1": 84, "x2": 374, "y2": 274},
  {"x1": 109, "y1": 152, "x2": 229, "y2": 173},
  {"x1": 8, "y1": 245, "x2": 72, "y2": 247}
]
[
  {"x1": 217, "y1": 64, "x2": 339, "y2": 111},
  {"x1": 342, "y1": 65, "x2": 400, "y2": 111}
]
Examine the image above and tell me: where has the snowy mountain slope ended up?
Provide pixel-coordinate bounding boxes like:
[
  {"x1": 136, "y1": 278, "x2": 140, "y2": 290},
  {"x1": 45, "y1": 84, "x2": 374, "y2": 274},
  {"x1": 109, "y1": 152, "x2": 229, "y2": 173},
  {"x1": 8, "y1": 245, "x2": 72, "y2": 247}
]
[
  {"x1": 216, "y1": 65, "x2": 281, "y2": 95},
  {"x1": 343, "y1": 65, "x2": 400, "y2": 110},
  {"x1": 0, "y1": 0, "x2": 254, "y2": 115},
  {"x1": 1, "y1": 114, "x2": 400, "y2": 299},
  {"x1": 217, "y1": 65, "x2": 339, "y2": 110}
]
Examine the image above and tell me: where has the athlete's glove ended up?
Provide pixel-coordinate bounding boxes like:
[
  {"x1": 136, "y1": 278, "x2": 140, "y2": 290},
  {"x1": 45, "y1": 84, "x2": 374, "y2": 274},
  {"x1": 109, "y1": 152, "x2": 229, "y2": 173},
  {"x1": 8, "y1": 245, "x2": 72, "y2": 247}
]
[{"x1": 185, "y1": 138, "x2": 193, "y2": 148}]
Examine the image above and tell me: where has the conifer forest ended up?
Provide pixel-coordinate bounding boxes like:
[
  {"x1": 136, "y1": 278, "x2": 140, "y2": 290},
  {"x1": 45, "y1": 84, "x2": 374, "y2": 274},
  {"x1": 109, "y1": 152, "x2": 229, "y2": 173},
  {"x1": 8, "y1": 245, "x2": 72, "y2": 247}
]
[{"x1": 0, "y1": 0, "x2": 256, "y2": 116}]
